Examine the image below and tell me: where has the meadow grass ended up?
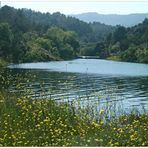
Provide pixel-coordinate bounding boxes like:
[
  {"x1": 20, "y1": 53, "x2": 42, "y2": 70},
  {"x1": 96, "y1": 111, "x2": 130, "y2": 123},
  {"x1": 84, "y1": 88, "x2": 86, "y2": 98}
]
[{"x1": 0, "y1": 71, "x2": 147, "y2": 146}]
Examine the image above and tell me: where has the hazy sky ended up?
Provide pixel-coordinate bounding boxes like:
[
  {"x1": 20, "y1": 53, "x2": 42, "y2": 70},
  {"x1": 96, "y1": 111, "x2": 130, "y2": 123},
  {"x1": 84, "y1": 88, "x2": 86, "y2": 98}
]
[{"x1": 1, "y1": 0, "x2": 148, "y2": 15}]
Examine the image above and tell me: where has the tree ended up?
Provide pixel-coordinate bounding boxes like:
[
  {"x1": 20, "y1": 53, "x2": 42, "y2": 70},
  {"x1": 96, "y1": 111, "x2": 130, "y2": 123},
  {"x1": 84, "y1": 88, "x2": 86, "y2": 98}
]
[
  {"x1": 0, "y1": 23, "x2": 13, "y2": 60},
  {"x1": 94, "y1": 42, "x2": 108, "y2": 58},
  {"x1": 46, "y1": 27, "x2": 79, "y2": 59},
  {"x1": 121, "y1": 45, "x2": 137, "y2": 62},
  {"x1": 136, "y1": 44, "x2": 148, "y2": 63},
  {"x1": 12, "y1": 32, "x2": 27, "y2": 63},
  {"x1": 112, "y1": 26, "x2": 126, "y2": 43},
  {"x1": 63, "y1": 31, "x2": 79, "y2": 51}
]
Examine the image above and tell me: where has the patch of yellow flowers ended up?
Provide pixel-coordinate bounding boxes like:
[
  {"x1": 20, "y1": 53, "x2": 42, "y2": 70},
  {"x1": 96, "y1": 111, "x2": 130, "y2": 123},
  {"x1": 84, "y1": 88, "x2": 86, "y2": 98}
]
[
  {"x1": 0, "y1": 70, "x2": 147, "y2": 147},
  {"x1": 0, "y1": 92, "x2": 147, "y2": 146}
]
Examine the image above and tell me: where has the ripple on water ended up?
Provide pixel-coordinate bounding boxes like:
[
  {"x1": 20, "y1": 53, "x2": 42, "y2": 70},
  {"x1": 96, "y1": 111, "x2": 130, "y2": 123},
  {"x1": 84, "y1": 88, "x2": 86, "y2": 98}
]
[{"x1": 7, "y1": 59, "x2": 148, "y2": 112}]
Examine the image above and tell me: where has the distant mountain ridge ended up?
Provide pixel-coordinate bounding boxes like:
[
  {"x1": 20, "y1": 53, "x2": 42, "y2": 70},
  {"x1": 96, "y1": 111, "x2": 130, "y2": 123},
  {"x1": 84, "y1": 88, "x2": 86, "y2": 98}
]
[{"x1": 70, "y1": 12, "x2": 148, "y2": 26}]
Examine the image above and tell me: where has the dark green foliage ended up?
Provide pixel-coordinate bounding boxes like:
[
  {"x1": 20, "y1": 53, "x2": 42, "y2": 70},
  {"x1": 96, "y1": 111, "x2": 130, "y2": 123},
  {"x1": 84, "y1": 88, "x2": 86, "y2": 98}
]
[
  {"x1": 121, "y1": 45, "x2": 137, "y2": 62},
  {"x1": 89, "y1": 22, "x2": 115, "y2": 42},
  {"x1": 0, "y1": 5, "x2": 148, "y2": 64},
  {"x1": 21, "y1": 10, "x2": 93, "y2": 41},
  {"x1": 94, "y1": 42, "x2": 108, "y2": 58},
  {"x1": 136, "y1": 44, "x2": 148, "y2": 63},
  {"x1": 0, "y1": 23, "x2": 13, "y2": 60},
  {"x1": 100, "y1": 19, "x2": 148, "y2": 63},
  {"x1": 80, "y1": 43, "x2": 96, "y2": 56},
  {"x1": 0, "y1": 5, "x2": 113, "y2": 63},
  {"x1": 0, "y1": 6, "x2": 85, "y2": 62}
]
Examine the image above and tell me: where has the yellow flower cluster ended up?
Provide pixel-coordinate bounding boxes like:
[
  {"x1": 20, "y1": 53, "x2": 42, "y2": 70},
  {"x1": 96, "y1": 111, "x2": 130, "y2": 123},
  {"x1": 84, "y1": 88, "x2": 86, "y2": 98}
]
[{"x1": 0, "y1": 72, "x2": 147, "y2": 146}]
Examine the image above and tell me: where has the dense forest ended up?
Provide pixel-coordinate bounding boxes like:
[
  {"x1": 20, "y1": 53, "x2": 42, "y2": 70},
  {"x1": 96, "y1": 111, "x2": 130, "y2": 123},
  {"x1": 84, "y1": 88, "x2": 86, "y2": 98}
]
[
  {"x1": 95, "y1": 19, "x2": 148, "y2": 63},
  {"x1": 0, "y1": 5, "x2": 113, "y2": 64},
  {"x1": 0, "y1": 5, "x2": 148, "y2": 64}
]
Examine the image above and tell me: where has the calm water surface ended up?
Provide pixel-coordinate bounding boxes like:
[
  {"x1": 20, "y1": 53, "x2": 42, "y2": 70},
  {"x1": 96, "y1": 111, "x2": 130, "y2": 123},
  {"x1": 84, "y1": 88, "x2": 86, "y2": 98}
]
[{"x1": 8, "y1": 59, "x2": 148, "y2": 112}]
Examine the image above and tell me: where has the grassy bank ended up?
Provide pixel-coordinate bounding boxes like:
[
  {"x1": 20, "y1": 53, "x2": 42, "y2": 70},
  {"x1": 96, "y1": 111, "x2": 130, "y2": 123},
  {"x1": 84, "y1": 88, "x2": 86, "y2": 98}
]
[
  {"x1": 106, "y1": 55, "x2": 122, "y2": 61},
  {"x1": 0, "y1": 90, "x2": 147, "y2": 146},
  {"x1": 0, "y1": 71, "x2": 148, "y2": 146}
]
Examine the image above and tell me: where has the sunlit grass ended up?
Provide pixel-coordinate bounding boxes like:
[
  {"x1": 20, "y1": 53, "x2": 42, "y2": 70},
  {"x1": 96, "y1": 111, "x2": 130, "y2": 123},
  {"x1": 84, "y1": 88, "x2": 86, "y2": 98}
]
[
  {"x1": 107, "y1": 55, "x2": 122, "y2": 61},
  {"x1": 0, "y1": 71, "x2": 147, "y2": 146}
]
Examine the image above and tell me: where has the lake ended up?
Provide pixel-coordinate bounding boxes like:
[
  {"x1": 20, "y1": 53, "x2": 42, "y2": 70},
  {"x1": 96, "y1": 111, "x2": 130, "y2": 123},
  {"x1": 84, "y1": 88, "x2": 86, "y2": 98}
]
[{"x1": 8, "y1": 59, "x2": 148, "y2": 113}]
